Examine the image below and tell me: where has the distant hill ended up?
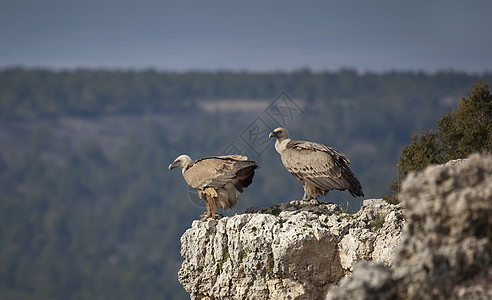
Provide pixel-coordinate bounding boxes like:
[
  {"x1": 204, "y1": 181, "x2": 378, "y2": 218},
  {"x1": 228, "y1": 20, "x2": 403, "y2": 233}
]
[{"x1": 0, "y1": 68, "x2": 490, "y2": 299}]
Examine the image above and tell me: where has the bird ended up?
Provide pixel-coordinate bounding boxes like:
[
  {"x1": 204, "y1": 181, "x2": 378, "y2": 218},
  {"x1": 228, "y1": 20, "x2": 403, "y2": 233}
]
[
  {"x1": 169, "y1": 154, "x2": 258, "y2": 219},
  {"x1": 268, "y1": 127, "x2": 364, "y2": 201}
]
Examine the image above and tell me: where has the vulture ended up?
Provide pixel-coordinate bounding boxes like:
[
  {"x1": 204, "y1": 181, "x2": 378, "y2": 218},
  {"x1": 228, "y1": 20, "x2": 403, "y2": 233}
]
[
  {"x1": 169, "y1": 154, "x2": 258, "y2": 219},
  {"x1": 269, "y1": 127, "x2": 364, "y2": 201}
]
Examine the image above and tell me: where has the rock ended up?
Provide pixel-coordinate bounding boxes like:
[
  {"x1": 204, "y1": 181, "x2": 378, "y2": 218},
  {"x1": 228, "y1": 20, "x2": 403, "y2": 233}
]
[
  {"x1": 338, "y1": 199, "x2": 404, "y2": 272},
  {"x1": 178, "y1": 199, "x2": 403, "y2": 299},
  {"x1": 328, "y1": 153, "x2": 492, "y2": 300},
  {"x1": 327, "y1": 262, "x2": 397, "y2": 300}
]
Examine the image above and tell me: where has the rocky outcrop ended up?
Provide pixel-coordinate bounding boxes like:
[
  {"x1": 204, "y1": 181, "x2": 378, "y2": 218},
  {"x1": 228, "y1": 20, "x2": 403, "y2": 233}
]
[
  {"x1": 178, "y1": 198, "x2": 404, "y2": 299},
  {"x1": 328, "y1": 153, "x2": 492, "y2": 300},
  {"x1": 178, "y1": 153, "x2": 492, "y2": 299}
]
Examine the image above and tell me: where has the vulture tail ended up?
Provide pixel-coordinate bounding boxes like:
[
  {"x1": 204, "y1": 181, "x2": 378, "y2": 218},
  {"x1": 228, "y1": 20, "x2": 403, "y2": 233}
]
[{"x1": 341, "y1": 166, "x2": 364, "y2": 197}]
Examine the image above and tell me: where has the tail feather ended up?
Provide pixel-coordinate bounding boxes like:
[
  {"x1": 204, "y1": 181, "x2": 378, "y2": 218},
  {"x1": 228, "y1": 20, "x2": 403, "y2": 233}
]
[
  {"x1": 216, "y1": 183, "x2": 239, "y2": 210},
  {"x1": 341, "y1": 166, "x2": 364, "y2": 197},
  {"x1": 200, "y1": 163, "x2": 257, "y2": 214}
]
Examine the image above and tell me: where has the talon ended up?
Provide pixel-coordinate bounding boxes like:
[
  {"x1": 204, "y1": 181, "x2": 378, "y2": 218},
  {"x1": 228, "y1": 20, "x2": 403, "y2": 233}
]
[
  {"x1": 213, "y1": 213, "x2": 224, "y2": 219},
  {"x1": 200, "y1": 212, "x2": 212, "y2": 220}
]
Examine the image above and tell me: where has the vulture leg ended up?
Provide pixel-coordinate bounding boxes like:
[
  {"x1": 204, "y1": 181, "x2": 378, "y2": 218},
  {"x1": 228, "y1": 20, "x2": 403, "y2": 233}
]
[
  {"x1": 302, "y1": 188, "x2": 309, "y2": 201},
  {"x1": 200, "y1": 194, "x2": 217, "y2": 220},
  {"x1": 200, "y1": 201, "x2": 211, "y2": 220},
  {"x1": 209, "y1": 200, "x2": 218, "y2": 218},
  {"x1": 301, "y1": 185, "x2": 317, "y2": 201}
]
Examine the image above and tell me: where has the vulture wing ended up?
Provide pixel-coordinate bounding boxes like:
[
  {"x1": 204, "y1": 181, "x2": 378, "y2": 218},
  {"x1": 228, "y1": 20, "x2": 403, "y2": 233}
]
[{"x1": 183, "y1": 156, "x2": 257, "y2": 190}]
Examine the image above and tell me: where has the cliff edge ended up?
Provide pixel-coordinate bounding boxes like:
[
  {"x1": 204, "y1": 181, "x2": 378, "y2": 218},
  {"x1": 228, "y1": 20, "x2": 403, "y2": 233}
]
[
  {"x1": 178, "y1": 198, "x2": 403, "y2": 299},
  {"x1": 179, "y1": 153, "x2": 492, "y2": 299}
]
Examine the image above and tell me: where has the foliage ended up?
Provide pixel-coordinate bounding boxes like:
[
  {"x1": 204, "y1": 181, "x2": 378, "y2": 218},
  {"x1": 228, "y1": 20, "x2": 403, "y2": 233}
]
[
  {"x1": 0, "y1": 67, "x2": 490, "y2": 123},
  {"x1": 1, "y1": 68, "x2": 492, "y2": 298},
  {"x1": 387, "y1": 130, "x2": 441, "y2": 200},
  {"x1": 0, "y1": 127, "x2": 191, "y2": 299},
  {"x1": 437, "y1": 80, "x2": 492, "y2": 160},
  {"x1": 389, "y1": 80, "x2": 492, "y2": 202}
]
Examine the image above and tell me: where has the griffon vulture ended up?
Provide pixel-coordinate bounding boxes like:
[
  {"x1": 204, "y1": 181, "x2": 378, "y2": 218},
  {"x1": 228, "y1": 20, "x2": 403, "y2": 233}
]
[
  {"x1": 269, "y1": 127, "x2": 364, "y2": 201},
  {"x1": 169, "y1": 154, "x2": 258, "y2": 219}
]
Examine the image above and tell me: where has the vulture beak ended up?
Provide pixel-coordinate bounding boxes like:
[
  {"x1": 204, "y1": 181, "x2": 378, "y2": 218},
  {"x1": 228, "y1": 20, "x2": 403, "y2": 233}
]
[
  {"x1": 268, "y1": 131, "x2": 276, "y2": 138},
  {"x1": 168, "y1": 162, "x2": 177, "y2": 170}
]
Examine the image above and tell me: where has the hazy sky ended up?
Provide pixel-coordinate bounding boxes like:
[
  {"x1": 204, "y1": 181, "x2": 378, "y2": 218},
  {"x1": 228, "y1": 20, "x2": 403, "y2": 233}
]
[{"x1": 1, "y1": 0, "x2": 491, "y2": 72}]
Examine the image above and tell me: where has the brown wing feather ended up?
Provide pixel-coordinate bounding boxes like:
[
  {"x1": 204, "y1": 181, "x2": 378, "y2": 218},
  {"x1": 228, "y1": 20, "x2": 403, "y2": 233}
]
[{"x1": 183, "y1": 156, "x2": 257, "y2": 190}]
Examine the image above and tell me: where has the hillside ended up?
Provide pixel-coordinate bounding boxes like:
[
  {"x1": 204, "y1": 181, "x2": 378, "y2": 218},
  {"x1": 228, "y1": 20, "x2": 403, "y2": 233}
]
[{"x1": 0, "y1": 68, "x2": 491, "y2": 299}]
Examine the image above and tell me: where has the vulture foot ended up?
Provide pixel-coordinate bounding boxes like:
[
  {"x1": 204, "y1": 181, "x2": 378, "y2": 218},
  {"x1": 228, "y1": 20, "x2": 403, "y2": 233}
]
[
  {"x1": 301, "y1": 198, "x2": 321, "y2": 205},
  {"x1": 199, "y1": 212, "x2": 224, "y2": 220}
]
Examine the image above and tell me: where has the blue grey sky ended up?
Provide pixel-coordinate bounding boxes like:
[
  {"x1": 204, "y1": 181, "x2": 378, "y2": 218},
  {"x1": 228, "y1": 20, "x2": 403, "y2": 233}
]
[{"x1": 1, "y1": 0, "x2": 491, "y2": 72}]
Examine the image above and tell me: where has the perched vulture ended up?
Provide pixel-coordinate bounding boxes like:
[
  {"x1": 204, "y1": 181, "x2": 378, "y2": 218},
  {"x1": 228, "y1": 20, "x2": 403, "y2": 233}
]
[
  {"x1": 269, "y1": 127, "x2": 364, "y2": 200},
  {"x1": 169, "y1": 154, "x2": 258, "y2": 219}
]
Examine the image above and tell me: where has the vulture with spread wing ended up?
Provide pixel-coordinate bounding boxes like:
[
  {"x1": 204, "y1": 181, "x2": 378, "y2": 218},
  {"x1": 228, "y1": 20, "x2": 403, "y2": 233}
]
[
  {"x1": 169, "y1": 154, "x2": 258, "y2": 219},
  {"x1": 269, "y1": 127, "x2": 364, "y2": 201}
]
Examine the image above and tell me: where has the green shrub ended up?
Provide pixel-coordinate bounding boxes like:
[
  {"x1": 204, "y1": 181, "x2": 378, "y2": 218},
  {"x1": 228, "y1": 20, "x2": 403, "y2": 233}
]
[{"x1": 388, "y1": 80, "x2": 492, "y2": 202}]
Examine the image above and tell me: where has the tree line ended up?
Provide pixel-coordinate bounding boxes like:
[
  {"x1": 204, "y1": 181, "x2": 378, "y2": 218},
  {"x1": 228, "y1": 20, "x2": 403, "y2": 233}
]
[{"x1": 0, "y1": 67, "x2": 491, "y2": 299}]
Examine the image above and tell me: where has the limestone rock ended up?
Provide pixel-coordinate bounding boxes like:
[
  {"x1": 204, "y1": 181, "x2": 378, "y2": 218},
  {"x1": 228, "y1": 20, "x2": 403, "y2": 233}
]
[
  {"x1": 327, "y1": 262, "x2": 396, "y2": 300},
  {"x1": 338, "y1": 199, "x2": 403, "y2": 271},
  {"x1": 328, "y1": 153, "x2": 492, "y2": 300},
  {"x1": 179, "y1": 199, "x2": 403, "y2": 299}
]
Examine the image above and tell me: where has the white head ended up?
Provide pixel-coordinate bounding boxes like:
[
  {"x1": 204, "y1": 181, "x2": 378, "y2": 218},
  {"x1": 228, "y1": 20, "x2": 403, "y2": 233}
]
[
  {"x1": 269, "y1": 127, "x2": 291, "y2": 153},
  {"x1": 168, "y1": 154, "x2": 193, "y2": 172},
  {"x1": 269, "y1": 127, "x2": 289, "y2": 141}
]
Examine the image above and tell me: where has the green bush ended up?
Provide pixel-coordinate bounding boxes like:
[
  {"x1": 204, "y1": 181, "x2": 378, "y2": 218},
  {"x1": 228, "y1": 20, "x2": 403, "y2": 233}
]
[{"x1": 387, "y1": 80, "x2": 492, "y2": 202}]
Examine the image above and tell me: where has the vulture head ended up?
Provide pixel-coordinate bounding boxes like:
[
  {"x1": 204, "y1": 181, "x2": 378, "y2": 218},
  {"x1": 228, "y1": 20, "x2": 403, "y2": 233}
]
[
  {"x1": 168, "y1": 154, "x2": 193, "y2": 170},
  {"x1": 269, "y1": 127, "x2": 289, "y2": 141}
]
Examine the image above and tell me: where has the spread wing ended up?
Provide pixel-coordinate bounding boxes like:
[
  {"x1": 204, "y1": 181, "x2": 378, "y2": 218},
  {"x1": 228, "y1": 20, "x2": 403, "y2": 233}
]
[
  {"x1": 281, "y1": 140, "x2": 360, "y2": 193},
  {"x1": 183, "y1": 156, "x2": 258, "y2": 190}
]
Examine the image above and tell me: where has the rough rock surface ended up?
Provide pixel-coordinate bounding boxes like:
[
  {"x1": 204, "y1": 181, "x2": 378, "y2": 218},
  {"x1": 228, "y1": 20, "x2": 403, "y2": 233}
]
[
  {"x1": 328, "y1": 153, "x2": 492, "y2": 300},
  {"x1": 178, "y1": 198, "x2": 403, "y2": 299}
]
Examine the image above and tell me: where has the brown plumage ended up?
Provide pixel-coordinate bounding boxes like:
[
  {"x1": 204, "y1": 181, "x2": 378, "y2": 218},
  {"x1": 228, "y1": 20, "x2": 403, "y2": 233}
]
[
  {"x1": 169, "y1": 154, "x2": 258, "y2": 219},
  {"x1": 269, "y1": 127, "x2": 364, "y2": 200}
]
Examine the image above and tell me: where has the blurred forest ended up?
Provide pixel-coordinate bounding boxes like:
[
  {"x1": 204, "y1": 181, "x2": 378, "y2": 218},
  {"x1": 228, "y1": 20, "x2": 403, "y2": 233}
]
[{"x1": 1, "y1": 67, "x2": 491, "y2": 299}]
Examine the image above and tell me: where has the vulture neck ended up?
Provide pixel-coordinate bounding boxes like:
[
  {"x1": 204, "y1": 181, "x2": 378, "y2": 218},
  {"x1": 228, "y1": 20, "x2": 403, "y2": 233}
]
[
  {"x1": 275, "y1": 138, "x2": 291, "y2": 154},
  {"x1": 182, "y1": 163, "x2": 192, "y2": 175}
]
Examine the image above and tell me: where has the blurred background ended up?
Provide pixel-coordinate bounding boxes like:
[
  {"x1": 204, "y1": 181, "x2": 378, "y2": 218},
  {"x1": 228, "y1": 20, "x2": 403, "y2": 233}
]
[{"x1": 1, "y1": 1, "x2": 492, "y2": 299}]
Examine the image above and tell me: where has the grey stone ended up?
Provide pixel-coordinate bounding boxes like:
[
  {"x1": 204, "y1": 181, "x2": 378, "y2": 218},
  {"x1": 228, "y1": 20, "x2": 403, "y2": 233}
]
[
  {"x1": 179, "y1": 153, "x2": 492, "y2": 299},
  {"x1": 329, "y1": 153, "x2": 492, "y2": 300},
  {"x1": 179, "y1": 199, "x2": 403, "y2": 299}
]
